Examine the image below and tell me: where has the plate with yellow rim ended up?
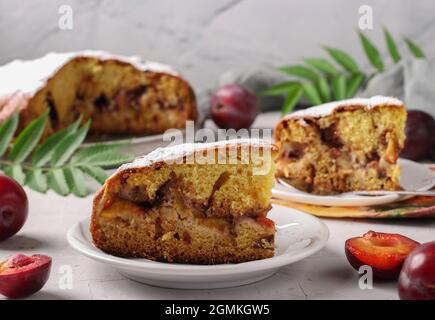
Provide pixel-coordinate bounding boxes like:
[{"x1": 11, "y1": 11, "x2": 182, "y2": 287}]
[{"x1": 67, "y1": 204, "x2": 329, "y2": 289}]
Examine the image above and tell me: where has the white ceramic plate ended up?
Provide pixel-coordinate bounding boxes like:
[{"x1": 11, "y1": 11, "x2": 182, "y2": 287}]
[
  {"x1": 67, "y1": 205, "x2": 329, "y2": 289},
  {"x1": 82, "y1": 110, "x2": 207, "y2": 161},
  {"x1": 83, "y1": 131, "x2": 179, "y2": 160},
  {"x1": 272, "y1": 158, "x2": 435, "y2": 207}
]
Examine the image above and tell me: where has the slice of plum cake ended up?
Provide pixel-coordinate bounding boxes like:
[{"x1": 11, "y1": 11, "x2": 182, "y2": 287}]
[
  {"x1": 91, "y1": 139, "x2": 278, "y2": 264},
  {"x1": 274, "y1": 96, "x2": 406, "y2": 194}
]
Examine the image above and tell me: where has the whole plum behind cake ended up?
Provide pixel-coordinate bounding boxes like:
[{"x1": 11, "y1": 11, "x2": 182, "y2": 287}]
[
  {"x1": 90, "y1": 140, "x2": 277, "y2": 264},
  {"x1": 0, "y1": 51, "x2": 196, "y2": 137},
  {"x1": 274, "y1": 96, "x2": 406, "y2": 194}
]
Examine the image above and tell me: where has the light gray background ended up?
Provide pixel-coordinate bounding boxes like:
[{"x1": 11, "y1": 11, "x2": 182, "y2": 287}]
[
  {"x1": 1, "y1": 0, "x2": 435, "y2": 300},
  {"x1": 1, "y1": 0, "x2": 434, "y2": 91}
]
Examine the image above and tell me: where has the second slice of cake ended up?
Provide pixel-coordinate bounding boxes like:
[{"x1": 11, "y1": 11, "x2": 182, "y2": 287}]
[
  {"x1": 274, "y1": 96, "x2": 406, "y2": 194},
  {"x1": 91, "y1": 139, "x2": 277, "y2": 264}
]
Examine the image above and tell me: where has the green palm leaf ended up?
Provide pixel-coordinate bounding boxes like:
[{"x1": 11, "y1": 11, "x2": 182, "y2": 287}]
[
  {"x1": 358, "y1": 32, "x2": 384, "y2": 72},
  {"x1": 346, "y1": 73, "x2": 365, "y2": 98},
  {"x1": 32, "y1": 115, "x2": 82, "y2": 166},
  {"x1": 316, "y1": 77, "x2": 331, "y2": 102},
  {"x1": 332, "y1": 75, "x2": 347, "y2": 100},
  {"x1": 383, "y1": 28, "x2": 401, "y2": 63},
  {"x1": 259, "y1": 81, "x2": 300, "y2": 96},
  {"x1": 3, "y1": 165, "x2": 25, "y2": 185},
  {"x1": 0, "y1": 113, "x2": 132, "y2": 197},
  {"x1": 50, "y1": 120, "x2": 90, "y2": 167},
  {"x1": 323, "y1": 46, "x2": 359, "y2": 73},
  {"x1": 47, "y1": 169, "x2": 70, "y2": 196},
  {"x1": 79, "y1": 165, "x2": 108, "y2": 185},
  {"x1": 71, "y1": 142, "x2": 127, "y2": 164},
  {"x1": 79, "y1": 152, "x2": 133, "y2": 167},
  {"x1": 8, "y1": 111, "x2": 48, "y2": 163},
  {"x1": 277, "y1": 65, "x2": 319, "y2": 82},
  {"x1": 304, "y1": 58, "x2": 339, "y2": 75},
  {"x1": 281, "y1": 85, "x2": 303, "y2": 115},
  {"x1": 64, "y1": 167, "x2": 87, "y2": 197},
  {"x1": 0, "y1": 114, "x2": 19, "y2": 157},
  {"x1": 26, "y1": 169, "x2": 48, "y2": 193},
  {"x1": 404, "y1": 37, "x2": 425, "y2": 58},
  {"x1": 302, "y1": 83, "x2": 322, "y2": 105}
]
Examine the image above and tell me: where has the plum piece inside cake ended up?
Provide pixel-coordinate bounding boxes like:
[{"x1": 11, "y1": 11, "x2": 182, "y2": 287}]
[
  {"x1": 90, "y1": 140, "x2": 277, "y2": 264},
  {"x1": 274, "y1": 96, "x2": 406, "y2": 194}
]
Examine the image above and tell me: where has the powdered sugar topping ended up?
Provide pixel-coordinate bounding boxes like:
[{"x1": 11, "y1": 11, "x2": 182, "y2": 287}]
[
  {"x1": 118, "y1": 139, "x2": 273, "y2": 171},
  {"x1": 0, "y1": 50, "x2": 177, "y2": 97},
  {"x1": 286, "y1": 96, "x2": 404, "y2": 119}
]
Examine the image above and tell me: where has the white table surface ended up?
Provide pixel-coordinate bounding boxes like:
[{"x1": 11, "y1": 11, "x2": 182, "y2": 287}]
[{"x1": 1, "y1": 112, "x2": 434, "y2": 300}]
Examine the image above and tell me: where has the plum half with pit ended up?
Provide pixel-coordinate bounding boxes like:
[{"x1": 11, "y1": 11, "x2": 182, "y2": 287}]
[
  {"x1": 345, "y1": 231, "x2": 420, "y2": 280},
  {"x1": 401, "y1": 110, "x2": 435, "y2": 161},
  {"x1": 398, "y1": 241, "x2": 435, "y2": 300},
  {"x1": 0, "y1": 254, "x2": 52, "y2": 299},
  {"x1": 210, "y1": 84, "x2": 260, "y2": 130},
  {"x1": 0, "y1": 174, "x2": 28, "y2": 241}
]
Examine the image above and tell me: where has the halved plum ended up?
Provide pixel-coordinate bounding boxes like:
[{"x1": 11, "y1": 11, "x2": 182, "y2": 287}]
[
  {"x1": 345, "y1": 231, "x2": 420, "y2": 280},
  {"x1": 0, "y1": 253, "x2": 52, "y2": 299}
]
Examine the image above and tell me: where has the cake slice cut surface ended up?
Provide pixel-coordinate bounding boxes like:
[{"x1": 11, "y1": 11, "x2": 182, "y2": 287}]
[
  {"x1": 90, "y1": 139, "x2": 277, "y2": 264},
  {"x1": 274, "y1": 96, "x2": 407, "y2": 194}
]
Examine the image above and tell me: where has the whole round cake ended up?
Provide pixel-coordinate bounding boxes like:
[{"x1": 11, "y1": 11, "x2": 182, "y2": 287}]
[{"x1": 0, "y1": 51, "x2": 197, "y2": 137}]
